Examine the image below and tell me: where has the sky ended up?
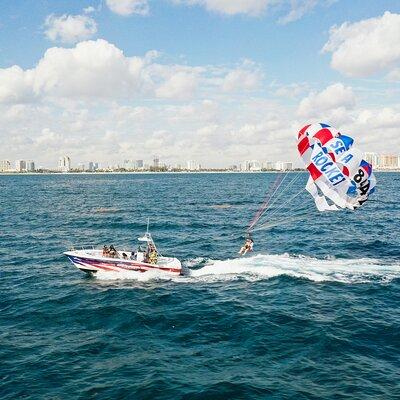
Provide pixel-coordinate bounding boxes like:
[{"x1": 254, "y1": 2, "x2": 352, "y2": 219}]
[{"x1": 0, "y1": 0, "x2": 399, "y2": 168}]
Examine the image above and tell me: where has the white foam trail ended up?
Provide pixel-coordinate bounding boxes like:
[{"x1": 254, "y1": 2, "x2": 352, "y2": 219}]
[
  {"x1": 184, "y1": 257, "x2": 207, "y2": 268},
  {"x1": 93, "y1": 254, "x2": 400, "y2": 284},
  {"x1": 187, "y1": 254, "x2": 400, "y2": 284}
]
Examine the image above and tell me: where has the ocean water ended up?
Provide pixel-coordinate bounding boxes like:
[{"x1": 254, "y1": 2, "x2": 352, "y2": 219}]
[{"x1": 1, "y1": 172, "x2": 399, "y2": 399}]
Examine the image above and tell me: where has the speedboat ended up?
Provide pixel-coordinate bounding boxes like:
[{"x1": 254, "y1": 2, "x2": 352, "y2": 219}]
[{"x1": 64, "y1": 231, "x2": 182, "y2": 276}]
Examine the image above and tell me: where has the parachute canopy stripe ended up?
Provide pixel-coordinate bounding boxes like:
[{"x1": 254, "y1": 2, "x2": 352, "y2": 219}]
[
  {"x1": 298, "y1": 124, "x2": 311, "y2": 139},
  {"x1": 307, "y1": 163, "x2": 322, "y2": 181},
  {"x1": 314, "y1": 128, "x2": 335, "y2": 145},
  {"x1": 298, "y1": 136, "x2": 310, "y2": 155},
  {"x1": 360, "y1": 160, "x2": 372, "y2": 175}
]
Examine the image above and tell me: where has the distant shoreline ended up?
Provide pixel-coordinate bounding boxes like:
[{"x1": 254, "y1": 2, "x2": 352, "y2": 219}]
[
  {"x1": 0, "y1": 170, "x2": 303, "y2": 176},
  {"x1": 0, "y1": 170, "x2": 398, "y2": 176}
]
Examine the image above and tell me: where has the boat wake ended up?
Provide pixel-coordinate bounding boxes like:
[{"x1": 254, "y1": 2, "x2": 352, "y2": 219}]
[{"x1": 93, "y1": 253, "x2": 400, "y2": 284}]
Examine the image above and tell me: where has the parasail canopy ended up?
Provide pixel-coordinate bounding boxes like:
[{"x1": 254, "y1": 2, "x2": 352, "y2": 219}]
[
  {"x1": 297, "y1": 123, "x2": 376, "y2": 212},
  {"x1": 246, "y1": 122, "x2": 376, "y2": 234}
]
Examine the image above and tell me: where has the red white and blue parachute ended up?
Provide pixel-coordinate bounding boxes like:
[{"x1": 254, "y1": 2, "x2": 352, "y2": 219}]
[
  {"x1": 297, "y1": 123, "x2": 376, "y2": 211},
  {"x1": 245, "y1": 122, "x2": 376, "y2": 235}
]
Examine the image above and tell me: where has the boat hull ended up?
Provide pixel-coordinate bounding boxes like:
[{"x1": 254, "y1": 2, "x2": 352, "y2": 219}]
[{"x1": 64, "y1": 251, "x2": 182, "y2": 276}]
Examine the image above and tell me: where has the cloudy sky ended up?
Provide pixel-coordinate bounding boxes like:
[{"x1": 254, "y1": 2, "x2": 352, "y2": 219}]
[{"x1": 0, "y1": 0, "x2": 399, "y2": 168}]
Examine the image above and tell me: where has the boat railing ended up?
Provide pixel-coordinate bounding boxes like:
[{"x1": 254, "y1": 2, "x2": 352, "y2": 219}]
[
  {"x1": 69, "y1": 245, "x2": 96, "y2": 251},
  {"x1": 69, "y1": 245, "x2": 134, "y2": 255}
]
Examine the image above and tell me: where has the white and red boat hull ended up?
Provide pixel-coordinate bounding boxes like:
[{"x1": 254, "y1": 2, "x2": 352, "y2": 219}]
[{"x1": 64, "y1": 250, "x2": 182, "y2": 276}]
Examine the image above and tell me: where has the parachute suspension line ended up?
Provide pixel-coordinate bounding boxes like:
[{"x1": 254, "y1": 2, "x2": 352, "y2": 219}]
[
  {"x1": 247, "y1": 172, "x2": 289, "y2": 232},
  {"x1": 260, "y1": 184, "x2": 306, "y2": 223},
  {"x1": 252, "y1": 198, "x2": 318, "y2": 232},
  {"x1": 247, "y1": 171, "x2": 305, "y2": 233},
  {"x1": 254, "y1": 171, "x2": 304, "y2": 224},
  {"x1": 251, "y1": 208, "x2": 317, "y2": 232},
  {"x1": 247, "y1": 172, "x2": 288, "y2": 231}
]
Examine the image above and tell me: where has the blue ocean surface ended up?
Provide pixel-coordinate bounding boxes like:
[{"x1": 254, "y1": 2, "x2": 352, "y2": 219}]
[{"x1": 1, "y1": 172, "x2": 399, "y2": 399}]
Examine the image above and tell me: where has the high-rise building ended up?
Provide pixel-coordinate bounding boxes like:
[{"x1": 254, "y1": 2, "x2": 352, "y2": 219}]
[
  {"x1": 58, "y1": 156, "x2": 71, "y2": 172},
  {"x1": 239, "y1": 160, "x2": 261, "y2": 171},
  {"x1": 0, "y1": 160, "x2": 11, "y2": 172},
  {"x1": 187, "y1": 160, "x2": 200, "y2": 171},
  {"x1": 88, "y1": 161, "x2": 98, "y2": 171},
  {"x1": 263, "y1": 161, "x2": 276, "y2": 170},
  {"x1": 153, "y1": 156, "x2": 160, "y2": 168},
  {"x1": 249, "y1": 160, "x2": 261, "y2": 171},
  {"x1": 276, "y1": 162, "x2": 293, "y2": 171},
  {"x1": 26, "y1": 160, "x2": 35, "y2": 172},
  {"x1": 136, "y1": 160, "x2": 144, "y2": 169},
  {"x1": 363, "y1": 152, "x2": 380, "y2": 167},
  {"x1": 15, "y1": 160, "x2": 26, "y2": 172},
  {"x1": 240, "y1": 160, "x2": 251, "y2": 171},
  {"x1": 378, "y1": 154, "x2": 399, "y2": 169}
]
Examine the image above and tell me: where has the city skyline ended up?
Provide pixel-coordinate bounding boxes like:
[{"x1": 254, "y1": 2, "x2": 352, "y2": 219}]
[
  {"x1": 0, "y1": 2, "x2": 399, "y2": 167},
  {"x1": 0, "y1": 152, "x2": 297, "y2": 171},
  {"x1": 2, "y1": 151, "x2": 400, "y2": 173}
]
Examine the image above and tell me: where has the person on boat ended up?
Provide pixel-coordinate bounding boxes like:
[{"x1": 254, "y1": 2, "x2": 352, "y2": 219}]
[
  {"x1": 144, "y1": 247, "x2": 150, "y2": 263},
  {"x1": 122, "y1": 252, "x2": 128, "y2": 260},
  {"x1": 145, "y1": 243, "x2": 158, "y2": 264},
  {"x1": 102, "y1": 245, "x2": 109, "y2": 257},
  {"x1": 148, "y1": 249, "x2": 158, "y2": 264},
  {"x1": 130, "y1": 250, "x2": 136, "y2": 260},
  {"x1": 239, "y1": 237, "x2": 254, "y2": 256},
  {"x1": 136, "y1": 246, "x2": 145, "y2": 262},
  {"x1": 109, "y1": 245, "x2": 118, "y2": 258}
]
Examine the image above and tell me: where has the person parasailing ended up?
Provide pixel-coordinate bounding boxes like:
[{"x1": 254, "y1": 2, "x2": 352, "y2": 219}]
[{"x1": 238, "y1": 236, "x2": 254, "y2": 256}]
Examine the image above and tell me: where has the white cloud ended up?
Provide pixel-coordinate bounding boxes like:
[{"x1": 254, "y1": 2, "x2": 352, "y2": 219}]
[
  {"x1": 35, "y1": 128, "x2": 64, "y2": 147},
  {"x1": 106, "y1": 0, "x2": 149, "y2": 16},
  {"x1": 1, "y1": 92, "x2": 399, "y2": 168},
  {"x1": 0, "y1": 40, "x2": 263, "y2": 105},
  {"x1": 0, "y1": 66, "x2": 36, "y2": 103},
  {"x1": 386, "y1": 68, "x2": 400, "y2": 81},
  {"x1": 222, "y1": 64, "x2": 262, "y2": 92},
  {"x1": 0, "y1": 40, "x2": 162, "y2": 102},
  {"x1": 165, "y1": 100, "x2": 219, "y2": 123},
  {"x1": 297, "y1": 83, "x2": 355, "y2": 121},
  {"x1": 1, "y1": 39, "x2": 398, "y2": 168},
  {"x1": 32, "y1": 40, "x2": 151, "y2": 100},
  {"x1": 183, "y1": 0, "x2": 271, "y2": 16},
  {"x1": 83, "y1": 6, "x2": 96, "y2": 14},
  {"x1": 356, "y1": 107, "x2": 400, "y2": 130},
  {"x1": 44, "y1": 14, "x2": 97, "y2": 44},
  {"x1": 322, "y1": 12, "x2": 400, "y2": 77},
  {"x1": 155, "y1": 71, "x2": 199, "y2": 99},
  {"x1": 0, "y1": 95, "x2": 299, "y2": 167},
  {"x1": 273, "y1": 82, "x2": 308, "y2": 98},
  {"x1": 174, "y1": 0, "x2": 332, "y2": 20},
  {"x1": 279, "y1": 0, "x2": 317, "y2": 24}
]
